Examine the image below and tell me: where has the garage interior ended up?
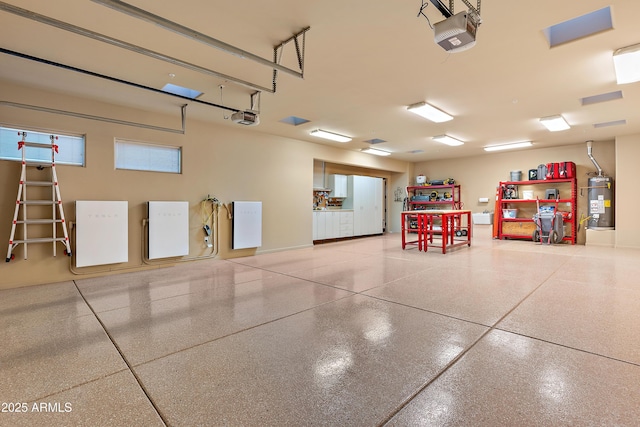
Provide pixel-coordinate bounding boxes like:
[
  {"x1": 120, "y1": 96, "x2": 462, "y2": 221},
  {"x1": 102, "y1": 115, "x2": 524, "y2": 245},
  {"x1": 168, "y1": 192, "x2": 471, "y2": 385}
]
[{"x1": 1, "y1": 1, "x2": 640, "y2": 425}]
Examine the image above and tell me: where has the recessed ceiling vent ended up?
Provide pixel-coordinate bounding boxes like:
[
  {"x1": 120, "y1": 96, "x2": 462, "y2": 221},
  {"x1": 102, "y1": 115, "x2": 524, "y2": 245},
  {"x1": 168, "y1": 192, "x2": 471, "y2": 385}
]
[
  {"x1": 544, "y1": 6, "x2": 612, "y2": 48},
  {"x1": 365, "y1": 138, "x2": 387, "y2": 144}
]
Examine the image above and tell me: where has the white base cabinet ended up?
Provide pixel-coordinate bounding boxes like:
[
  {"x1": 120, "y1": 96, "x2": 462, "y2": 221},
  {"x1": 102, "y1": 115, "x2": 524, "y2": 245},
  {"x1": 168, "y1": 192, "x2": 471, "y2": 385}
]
[
  {"x1": 313, "y1": 211, "x2": 354, "y2": 240},
  {"x1": 338, "y1": 211, "x2": 354, "y2": 237}
]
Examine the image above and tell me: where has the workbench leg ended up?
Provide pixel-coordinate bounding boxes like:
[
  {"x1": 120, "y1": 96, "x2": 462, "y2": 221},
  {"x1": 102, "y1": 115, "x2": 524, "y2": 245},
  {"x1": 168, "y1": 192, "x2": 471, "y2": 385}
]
[{"x1": 401, "y1": 213, "x2": 406, "y2": 249}]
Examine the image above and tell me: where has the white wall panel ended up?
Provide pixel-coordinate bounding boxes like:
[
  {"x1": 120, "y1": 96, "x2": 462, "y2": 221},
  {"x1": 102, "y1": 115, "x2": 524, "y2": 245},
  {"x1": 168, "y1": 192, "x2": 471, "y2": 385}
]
[
  {"x1": 148, "y1": 201, "x2": 189, "y2": 259},
  {"x1": 232, "y1": 201, "x2": 262, "y2": 249},
  {"x1": 75, "y1": 201, "x2": 128, "y2": 267}
]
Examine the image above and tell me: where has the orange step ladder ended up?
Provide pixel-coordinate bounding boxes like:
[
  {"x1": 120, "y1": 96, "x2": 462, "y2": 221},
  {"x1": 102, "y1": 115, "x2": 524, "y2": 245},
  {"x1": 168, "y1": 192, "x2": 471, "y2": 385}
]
[{"x1": 6, "y1": 132, "x2": 72, "y2": 262}]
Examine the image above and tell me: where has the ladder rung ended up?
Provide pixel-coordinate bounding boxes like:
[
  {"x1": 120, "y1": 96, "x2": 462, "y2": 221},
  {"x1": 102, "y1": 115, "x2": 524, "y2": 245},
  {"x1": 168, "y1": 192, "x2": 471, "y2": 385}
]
[
  {"x1": 19, "y1": 200, "x2": 58, "y2": 205},
  {"x1": 25, "y1": 162, "x2": 53, "y2": 167},
  {"x1": 16, "y1": 219, "x2": 63, "y2": 224},
  {"x1": 20, "y1": 141, "x2": 56, "y2": 149},
  {"x1": 24, "y1": 181, "x2": 55, "y2": 187},
  {"x1": 12, "y1": 237, "x2": 67, "y2": 244}
]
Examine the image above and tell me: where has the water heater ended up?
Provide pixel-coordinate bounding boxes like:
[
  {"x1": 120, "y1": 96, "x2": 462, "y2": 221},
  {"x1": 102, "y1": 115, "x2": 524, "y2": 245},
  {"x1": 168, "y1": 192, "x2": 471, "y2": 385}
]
[
  {"x1": 586, "y1": 141, "x2": 614, "y2": 229},
  {"x1": 587, "y1": 176, "x2": 614, "y2": 229}
]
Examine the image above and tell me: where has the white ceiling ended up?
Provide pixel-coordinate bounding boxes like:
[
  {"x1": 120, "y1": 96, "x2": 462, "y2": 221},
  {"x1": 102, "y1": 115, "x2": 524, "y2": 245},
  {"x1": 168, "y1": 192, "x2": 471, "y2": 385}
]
[{"x1": 1, "y1": 0, "x2": 639, "y2": 162}]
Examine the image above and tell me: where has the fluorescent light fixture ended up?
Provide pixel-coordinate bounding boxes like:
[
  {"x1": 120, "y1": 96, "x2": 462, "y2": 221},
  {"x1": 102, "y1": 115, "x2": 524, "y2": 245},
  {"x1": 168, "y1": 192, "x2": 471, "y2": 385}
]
[
  {"x1": 484, "y1": 141, "x2": 533, "y2": 152},
  {"x1": 360, "y1": 148, "x2": 391, "y2": 156},
  {"x1": 310, "y1": 129, "x2": 352, "y2": 143},
  {"x1": 539, "y1": 115, "x2": 570, "y2": 131},
  {"x1": 613, "y1": 44, "x2": 640, "y2": 84},
  {"x1": 407, "y1": 102, "x2": 453, "y2": 123},
  {"x1": 432, "y1": 135, "x2": 464, "y2": 146}
]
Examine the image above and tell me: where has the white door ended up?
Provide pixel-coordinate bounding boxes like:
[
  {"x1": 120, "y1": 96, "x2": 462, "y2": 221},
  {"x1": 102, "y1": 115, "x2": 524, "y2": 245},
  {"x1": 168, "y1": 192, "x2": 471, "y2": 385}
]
[
  {"x1": 373, "y1": 177, "x2": 384, "y2": 233},
  {"x1": 346, "y1": 175, "x2": 384, "y2": 236},
  {"x1": 353, "y1": 176, "x2": 368, "y2": 236}
]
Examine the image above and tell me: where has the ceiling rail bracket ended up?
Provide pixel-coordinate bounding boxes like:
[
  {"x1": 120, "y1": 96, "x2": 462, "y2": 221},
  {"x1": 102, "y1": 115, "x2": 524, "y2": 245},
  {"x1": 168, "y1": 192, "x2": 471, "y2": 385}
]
[
  {"x1": 1, "y1": 101, "x2": 188, "y2": 134},
  {"x1": 90, "y1": 0, "x2": 309, "y2": 79},
  {"x1": 272, "y1": 27, "x2": 309, "y2": 93},
  {"x1": 0, "y1": 1, "x2": 275, "y2": 94},
  {"x1": 427, "y1": 0, "x2": 481, "y2": 18}
]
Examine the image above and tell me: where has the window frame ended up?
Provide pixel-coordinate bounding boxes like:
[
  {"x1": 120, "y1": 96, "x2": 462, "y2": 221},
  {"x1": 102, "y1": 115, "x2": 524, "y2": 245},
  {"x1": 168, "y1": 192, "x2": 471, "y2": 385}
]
[
  {"x1": 0, "y1": 124, "x2": 86, "y2": 166},
  {"x1": 114, "y1": 138, "x2": 182, "y2": 174}
]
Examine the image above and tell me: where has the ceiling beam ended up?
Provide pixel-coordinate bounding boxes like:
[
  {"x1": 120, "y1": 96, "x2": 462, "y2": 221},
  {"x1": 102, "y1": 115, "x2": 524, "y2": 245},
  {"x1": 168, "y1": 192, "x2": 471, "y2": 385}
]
[{"x1": 91, "y1": 0, "x2": 308, "y2": 78}]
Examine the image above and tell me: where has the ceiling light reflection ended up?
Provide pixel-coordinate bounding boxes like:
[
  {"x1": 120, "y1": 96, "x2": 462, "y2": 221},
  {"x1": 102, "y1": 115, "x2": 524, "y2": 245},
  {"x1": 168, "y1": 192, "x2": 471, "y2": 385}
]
[
  {"x1": 539, "y1": 366, "x2": 568, "y2": 404},
  {"x1": 358, "y1": 307, "x2": 392, "y2": 344},
  {"x1": 313, "y1": 346, "x2": 353, "y2": 389}
]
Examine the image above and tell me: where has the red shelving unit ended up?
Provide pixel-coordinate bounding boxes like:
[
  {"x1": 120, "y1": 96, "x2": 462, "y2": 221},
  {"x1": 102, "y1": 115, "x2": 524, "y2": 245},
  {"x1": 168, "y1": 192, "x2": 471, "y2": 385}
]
[
  {"x1": 496, "y1": 178, "x2": 577, "y2": 244},
  {"x1": 406, "y1": 184, "x2": 462, "y2": 211},
  {"x1": 405, "y1": 184, "x2": 462, "y2": 233}
]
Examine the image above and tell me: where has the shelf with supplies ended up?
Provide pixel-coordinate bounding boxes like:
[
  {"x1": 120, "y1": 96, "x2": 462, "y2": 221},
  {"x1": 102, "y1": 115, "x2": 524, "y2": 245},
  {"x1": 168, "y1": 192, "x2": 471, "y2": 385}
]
[
  {"x1": 406, "y1": 184, "x2": 462, "y2": 211},
  {"x1": 405, "y1": 184, "x2": 462, "y2": 233},
  {"x1": 495, "y1": 178, "x2": 577, "y2": 244}
]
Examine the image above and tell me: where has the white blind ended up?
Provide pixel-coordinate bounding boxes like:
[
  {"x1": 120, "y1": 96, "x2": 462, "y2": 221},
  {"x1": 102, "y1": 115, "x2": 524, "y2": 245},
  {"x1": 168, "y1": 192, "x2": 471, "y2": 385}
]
[{"x1": 114, "y1": 138, "x2": 181, "y2": 173}]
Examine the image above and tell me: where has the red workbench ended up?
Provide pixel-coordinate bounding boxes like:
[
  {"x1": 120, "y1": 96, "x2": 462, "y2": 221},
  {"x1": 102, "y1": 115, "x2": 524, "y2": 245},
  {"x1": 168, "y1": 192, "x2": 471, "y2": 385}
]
[{"x1": 401, "y1": 209, "x2": 472, "y2": 254}]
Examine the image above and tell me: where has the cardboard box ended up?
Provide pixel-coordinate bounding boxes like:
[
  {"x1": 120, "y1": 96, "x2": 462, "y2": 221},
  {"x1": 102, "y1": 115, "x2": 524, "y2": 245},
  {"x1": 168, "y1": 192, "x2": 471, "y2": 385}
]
[{"x1": 502, "y1": 221, "x2": 536, "y2": 236}]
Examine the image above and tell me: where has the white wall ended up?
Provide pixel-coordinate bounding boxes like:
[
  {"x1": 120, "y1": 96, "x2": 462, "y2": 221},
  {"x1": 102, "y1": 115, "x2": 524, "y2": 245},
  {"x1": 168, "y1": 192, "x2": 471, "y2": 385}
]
[
  {"x1": 414, "y1": 141, "x2": 617, "y2": 245},
  {"x1": 615, "y1": 134, "x2": 640, "y2": 248},
  {"x1": 0, "y1": 80, "x2": 411, "y2": 289}
]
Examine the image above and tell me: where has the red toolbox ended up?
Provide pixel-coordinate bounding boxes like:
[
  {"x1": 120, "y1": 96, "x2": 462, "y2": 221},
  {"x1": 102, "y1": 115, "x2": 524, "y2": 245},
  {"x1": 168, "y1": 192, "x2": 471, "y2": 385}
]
[
  {"x1": 546, "y1": 162, "x2": 575, "y2": 179},
  {"x1": 558, "y1": 161, "x2": 576, "y2": 178}
]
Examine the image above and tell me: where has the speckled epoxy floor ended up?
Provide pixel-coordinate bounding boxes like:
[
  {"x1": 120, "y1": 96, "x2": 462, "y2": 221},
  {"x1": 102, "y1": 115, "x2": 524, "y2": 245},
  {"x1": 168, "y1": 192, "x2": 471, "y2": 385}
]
[{"x1": 2, "y1": 226, "x2": 640, "y2": 426}]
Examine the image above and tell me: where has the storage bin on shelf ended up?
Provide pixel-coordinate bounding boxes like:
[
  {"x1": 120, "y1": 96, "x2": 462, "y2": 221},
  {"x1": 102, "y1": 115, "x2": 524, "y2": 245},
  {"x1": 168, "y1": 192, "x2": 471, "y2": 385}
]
[{"x1": 502, "y1": 209, "x2": 518, "y2": 218}]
